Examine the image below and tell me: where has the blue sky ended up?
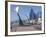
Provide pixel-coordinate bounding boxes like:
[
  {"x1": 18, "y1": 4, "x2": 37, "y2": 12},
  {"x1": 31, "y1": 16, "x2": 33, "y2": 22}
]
[{"x1": 10, "y1": 5, "x2": 42, "y2": 22}]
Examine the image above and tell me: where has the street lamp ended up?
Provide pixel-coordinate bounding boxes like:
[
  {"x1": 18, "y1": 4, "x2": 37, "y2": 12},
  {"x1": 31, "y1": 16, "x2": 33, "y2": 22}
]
[{"x1": 15, "y1": 6, "x2": 24, "y2": 26}]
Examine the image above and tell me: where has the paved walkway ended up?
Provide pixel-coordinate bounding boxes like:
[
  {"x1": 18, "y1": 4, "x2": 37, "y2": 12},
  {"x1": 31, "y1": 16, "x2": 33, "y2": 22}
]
[{"x1": 11, "y1": 24, "x2": 42, "y2": 32}]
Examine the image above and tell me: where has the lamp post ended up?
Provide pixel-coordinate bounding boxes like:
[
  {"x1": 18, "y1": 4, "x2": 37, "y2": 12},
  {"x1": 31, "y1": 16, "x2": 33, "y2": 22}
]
[{"x1": 15, "y1": 6, "x2": 24, "y2": 26}]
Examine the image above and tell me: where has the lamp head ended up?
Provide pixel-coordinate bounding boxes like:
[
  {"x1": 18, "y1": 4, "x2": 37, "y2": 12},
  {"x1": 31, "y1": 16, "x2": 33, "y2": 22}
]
[{"x1": 16, "y1": 6, "x2": 19, "y2": 13}]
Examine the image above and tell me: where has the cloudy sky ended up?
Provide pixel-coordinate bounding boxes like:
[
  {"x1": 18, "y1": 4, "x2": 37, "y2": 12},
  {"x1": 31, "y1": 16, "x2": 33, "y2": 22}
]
[{"x1": 10, "y1": 5, "x2": 42, "y2": 22}]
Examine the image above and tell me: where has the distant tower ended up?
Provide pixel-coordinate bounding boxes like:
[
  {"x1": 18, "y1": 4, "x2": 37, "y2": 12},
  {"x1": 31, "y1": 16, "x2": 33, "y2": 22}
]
[
  {"x1": 29, "y1": 8, "x2": 34, "y2": 20},
  {"x1": 29, "y1": 8, "x2": 37, "y2": 20}
]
